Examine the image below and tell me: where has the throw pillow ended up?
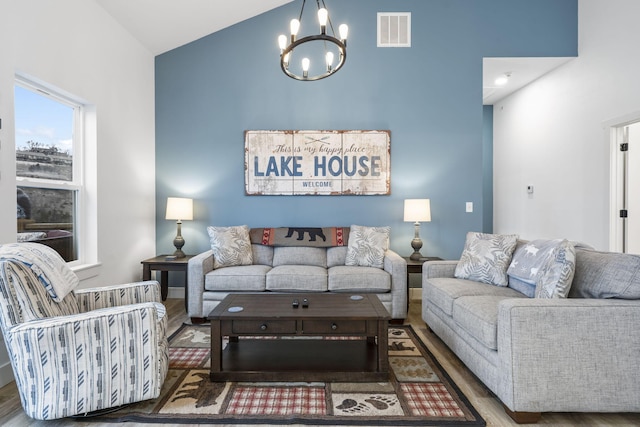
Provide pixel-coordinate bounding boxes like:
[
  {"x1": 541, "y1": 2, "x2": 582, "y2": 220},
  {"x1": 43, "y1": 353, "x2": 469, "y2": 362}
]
[
  {"x1": 454, "y1": 232, "x2": 518, "y2": 287},
  {"x1": 507, "y1": 239, "x2": 576, "y2": 298},
  {"x1": 507, "y1": 239, "x2": 566, "y2": 284},
  {"x1": 534, "y1": 239, "x2": 576, "y2": 298},
  {"x1": 345, "y1": 225, "x2": 390, "y2": 269},
  {"x1": 207, "y1": 225, "x2": 253, "y2": 269}
]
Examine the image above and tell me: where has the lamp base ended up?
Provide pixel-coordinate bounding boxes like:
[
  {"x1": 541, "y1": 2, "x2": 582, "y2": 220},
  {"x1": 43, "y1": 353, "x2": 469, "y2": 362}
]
[
  {"x1": 409, "y1": 251, "x2": 423, "y2": 261},
  {"x1": 410, "y1": 236, "x2": 423, "y2": 261},
  {"x1": 173, "y1": 221, "x2": 186, "y2": 258},
  {"x1": 172, "y1": 249, "x2": 186, "y2": 259}
]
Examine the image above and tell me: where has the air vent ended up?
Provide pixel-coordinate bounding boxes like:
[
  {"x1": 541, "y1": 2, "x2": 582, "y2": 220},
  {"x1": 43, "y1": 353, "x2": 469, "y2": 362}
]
[{"x1": 377, "y1": 13, "x2": 411, "y2": 47}]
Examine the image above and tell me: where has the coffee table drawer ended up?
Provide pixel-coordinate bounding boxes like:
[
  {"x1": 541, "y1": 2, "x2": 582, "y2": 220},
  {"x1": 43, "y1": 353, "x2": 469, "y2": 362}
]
[
  {"x1": 302, "y1": 320, "x2": 367, "y2": 334},
  {"x1": 232, "y1": 320, "x2": 297, "y2": 334}
]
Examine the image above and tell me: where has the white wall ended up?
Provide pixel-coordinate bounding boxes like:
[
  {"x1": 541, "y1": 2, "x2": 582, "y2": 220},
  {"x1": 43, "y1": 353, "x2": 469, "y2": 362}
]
[
  {"x1": 0, "y1": 0, "x2": 156, "y2": 387},
  {"x1": 494, "y1": 0, "x2": 640, "y2": 250}
]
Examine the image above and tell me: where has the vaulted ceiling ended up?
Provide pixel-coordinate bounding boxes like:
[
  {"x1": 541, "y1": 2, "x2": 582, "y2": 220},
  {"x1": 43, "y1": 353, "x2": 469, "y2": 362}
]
[
  {"x1": 94, "y1": 0, "x2": 292, "y2": 55},
  {"x1": 93, "y1": 0, "x2": 572, "y2": 104}
]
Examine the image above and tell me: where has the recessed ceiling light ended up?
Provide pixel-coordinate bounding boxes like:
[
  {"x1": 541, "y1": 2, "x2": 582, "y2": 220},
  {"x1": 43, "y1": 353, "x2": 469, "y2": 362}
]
[{"x1": 494, "y1": 72, "x2": 512, "y2": 86}]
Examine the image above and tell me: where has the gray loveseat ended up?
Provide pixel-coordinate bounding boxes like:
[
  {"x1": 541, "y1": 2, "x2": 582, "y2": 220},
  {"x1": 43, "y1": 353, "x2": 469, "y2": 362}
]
[
  {"x1": 422, "y1": 241, "x2": 640, "y2": 423},
  {"x1": 188, "y1": 226, "x2": 407, "y2": 322}
]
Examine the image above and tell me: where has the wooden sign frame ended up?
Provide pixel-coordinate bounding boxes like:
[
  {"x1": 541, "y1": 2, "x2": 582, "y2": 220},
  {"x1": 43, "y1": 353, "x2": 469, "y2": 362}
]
[{"x1": 245, "y1": 130, "x2": 390, "y2": 195}]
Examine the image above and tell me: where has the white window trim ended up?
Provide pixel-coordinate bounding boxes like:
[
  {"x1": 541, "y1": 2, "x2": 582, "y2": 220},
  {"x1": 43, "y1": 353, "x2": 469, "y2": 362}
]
[{"x1": 15, "y1": 75, "x2": 92, "y2": 268}]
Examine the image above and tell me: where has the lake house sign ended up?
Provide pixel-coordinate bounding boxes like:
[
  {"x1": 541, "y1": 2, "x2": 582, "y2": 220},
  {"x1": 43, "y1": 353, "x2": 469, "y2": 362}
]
[{"x1": 245, "y1": 130, "x2": 390, "y2": 195}]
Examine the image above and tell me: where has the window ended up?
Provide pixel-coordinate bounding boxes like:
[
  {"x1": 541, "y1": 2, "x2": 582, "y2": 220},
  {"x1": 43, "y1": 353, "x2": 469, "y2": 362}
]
[{"x1": 15, "y1": 79, "x2": 84, "y2": 263}]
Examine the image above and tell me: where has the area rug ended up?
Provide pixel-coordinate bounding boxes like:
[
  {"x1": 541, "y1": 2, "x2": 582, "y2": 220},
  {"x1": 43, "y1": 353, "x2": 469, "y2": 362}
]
[{"x1": 91, "y1": 324, "x2": 485, "y2": 426}]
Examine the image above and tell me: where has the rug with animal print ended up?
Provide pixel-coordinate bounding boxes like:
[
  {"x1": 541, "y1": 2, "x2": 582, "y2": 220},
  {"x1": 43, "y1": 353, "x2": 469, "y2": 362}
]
[{"x1": 91, "y1": 324, "x2": 485, "y2": 425}]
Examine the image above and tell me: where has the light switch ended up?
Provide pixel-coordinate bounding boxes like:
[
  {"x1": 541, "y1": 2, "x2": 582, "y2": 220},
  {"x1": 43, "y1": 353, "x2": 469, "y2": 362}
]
[{"x1": 466, "y1": 202, "x2": 473, "y2": 213}]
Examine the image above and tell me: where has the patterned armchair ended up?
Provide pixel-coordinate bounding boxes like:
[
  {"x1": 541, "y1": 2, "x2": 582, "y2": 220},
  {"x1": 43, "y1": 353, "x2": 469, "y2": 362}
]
[{"x1": 0, "y1": 243, "x2": 169, "y2": 420}]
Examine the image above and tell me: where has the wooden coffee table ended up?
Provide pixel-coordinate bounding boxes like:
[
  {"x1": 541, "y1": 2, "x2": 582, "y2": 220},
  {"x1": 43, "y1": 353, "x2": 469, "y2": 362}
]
[{"x1": 208, "y1": 293, "x2": 390, "y2": 382}]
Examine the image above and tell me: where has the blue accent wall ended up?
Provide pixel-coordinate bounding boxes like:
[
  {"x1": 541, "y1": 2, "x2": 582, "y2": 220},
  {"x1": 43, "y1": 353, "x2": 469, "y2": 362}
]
[{"x1": 155, "y1": 0, "x2": 577, "y2": 260}]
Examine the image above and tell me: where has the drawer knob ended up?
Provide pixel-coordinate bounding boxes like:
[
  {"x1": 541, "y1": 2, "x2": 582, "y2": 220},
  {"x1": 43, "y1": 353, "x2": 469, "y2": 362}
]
[
  {"x1": 331, "y1": 323, "x2": 338, "y2": 330},
  {"x1": 260, "y1": 324, "x2": 267, "y2": 331}
]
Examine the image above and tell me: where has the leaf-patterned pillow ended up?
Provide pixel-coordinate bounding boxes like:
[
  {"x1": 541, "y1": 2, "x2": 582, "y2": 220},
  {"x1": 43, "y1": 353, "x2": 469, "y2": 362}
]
[
  {"x1": 207, "y1": 225, "x2": 253, "y2": 269},
  {"x1": 345, "y1": 225, "x2": 390, "y2": 269},
  {"x1": 534, "y1": 239, "x2": 576, "y2": 298},
  {"x1": 454, "y1": 232, "x2": 518, "y2": 287}
]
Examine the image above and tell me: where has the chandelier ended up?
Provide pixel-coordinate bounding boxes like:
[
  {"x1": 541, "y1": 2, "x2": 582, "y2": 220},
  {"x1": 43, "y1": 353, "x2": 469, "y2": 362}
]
[{"x1": 278, "y1": 0, "x2": 348, "y2": 81}]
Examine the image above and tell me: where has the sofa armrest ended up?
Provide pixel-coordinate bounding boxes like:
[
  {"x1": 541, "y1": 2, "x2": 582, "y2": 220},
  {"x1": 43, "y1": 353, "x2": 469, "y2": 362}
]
[
  {"x1": 496, "y1": 298, "x2": 640, "y2": 413},
  {"x1": 75, "y1": 280, "x2": 161, "y2": 311},
  {"x1": 422, "y1": 260, "x2": 458, "y2": 279},
  {"x1": 187, "y1": 250, "x2": 214, "y2": 317},
  {"x1": 383, "y1": 249, "x2": 407, "y2": 319}
]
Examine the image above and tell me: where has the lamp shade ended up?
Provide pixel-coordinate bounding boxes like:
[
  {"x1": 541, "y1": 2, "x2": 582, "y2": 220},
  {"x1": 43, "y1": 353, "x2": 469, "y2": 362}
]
[
  {"x1": 404, "y1": 199, "x2": 431, "y2": 222},
  {"x1": 165, "y1": 197, "x2": 193, "y2": 221}
]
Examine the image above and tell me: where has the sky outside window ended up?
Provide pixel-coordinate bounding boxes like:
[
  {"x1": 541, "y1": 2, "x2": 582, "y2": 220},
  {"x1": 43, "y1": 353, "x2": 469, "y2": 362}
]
[{"x1": 14, "y1": 85, "x2": 74, "y2": 154}]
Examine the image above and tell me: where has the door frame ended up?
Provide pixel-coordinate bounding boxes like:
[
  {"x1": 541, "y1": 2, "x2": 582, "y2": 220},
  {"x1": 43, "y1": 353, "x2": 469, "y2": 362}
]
[{"x1": 603, "y1": 110, "x2": 640, "y2": 252}]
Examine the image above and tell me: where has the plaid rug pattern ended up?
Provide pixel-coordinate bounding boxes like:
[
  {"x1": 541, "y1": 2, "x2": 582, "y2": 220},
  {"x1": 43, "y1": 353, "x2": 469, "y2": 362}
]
[{"x1": 91, "y1": 324, "x2": 485, "y2": 425}]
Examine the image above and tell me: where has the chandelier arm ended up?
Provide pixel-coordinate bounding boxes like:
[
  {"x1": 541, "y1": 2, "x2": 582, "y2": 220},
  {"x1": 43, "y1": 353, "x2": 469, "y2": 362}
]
[{"x1": 298, "y1": 0, "x2": 306, "y2": 22}]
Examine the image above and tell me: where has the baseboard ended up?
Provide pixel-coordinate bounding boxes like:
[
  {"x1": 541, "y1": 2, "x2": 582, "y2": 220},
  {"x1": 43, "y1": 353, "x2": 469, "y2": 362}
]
[{"x1": 410, "y1": 288, "x2": 422, "y2": 301}]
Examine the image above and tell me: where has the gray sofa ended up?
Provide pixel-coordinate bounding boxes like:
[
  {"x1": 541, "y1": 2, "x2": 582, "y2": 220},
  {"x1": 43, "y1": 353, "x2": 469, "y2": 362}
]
[
  {"x1": 422, "y1": 244, "x2": 640, "y2": 423},
  {"x1": 188, "y1": 232, "x2": 407, "y2": 322}
]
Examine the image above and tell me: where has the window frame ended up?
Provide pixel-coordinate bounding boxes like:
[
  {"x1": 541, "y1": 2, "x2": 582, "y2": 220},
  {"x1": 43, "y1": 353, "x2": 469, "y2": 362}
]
[{"x1": 15, "y1": 77, "x2": 86, "y2": 266}]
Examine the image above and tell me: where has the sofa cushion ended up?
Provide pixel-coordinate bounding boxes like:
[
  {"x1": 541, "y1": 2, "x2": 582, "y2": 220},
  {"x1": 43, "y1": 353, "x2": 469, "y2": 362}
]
[
  {"x1": 266, "y1": 265, "x2": 327, "y2": 292},
  {"x1": 454, "y1": 232, "x2": 518, "y2": 287},
  {"x1": 327, "y1": 246, "x2": 348, "y2": 267},
  {"x1": 569, "y1": 249, "x2": 640, "y2": 299},
  {"x1": 345, "y1": 225, "x2": 390, "y2": 269},
  {"x1": 207, "y1": 225, "x2": 253, "y2": 269},
  {"x1": 424, "y1": 277, "x2": 523, "y2": 316},
  {"x1": 272, "y1": 247, "x2": 327, "y2": 268},
  {"x1": 205, "y1": 265, "x2": 271, "y2": 291},
  {"x1": 328, "y1": 266, "x2": 391, "y2": 292},
  {"x1": 252, "y1": 244, "x2": 274, "y2": 266},
  {"x1": 453, "y1": 295, "x2": 525, "y2": 350}
]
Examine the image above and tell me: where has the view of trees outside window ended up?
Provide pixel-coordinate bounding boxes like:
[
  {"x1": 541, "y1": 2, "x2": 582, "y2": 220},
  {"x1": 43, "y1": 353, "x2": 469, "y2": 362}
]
[{"x1": 15, "y1": 83, "x2": 79, "y2": 262}]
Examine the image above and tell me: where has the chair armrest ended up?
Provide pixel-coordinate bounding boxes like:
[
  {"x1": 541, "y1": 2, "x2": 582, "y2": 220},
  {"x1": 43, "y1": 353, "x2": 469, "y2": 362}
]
[
  {"x1": 75, "y1": 280, "x2": 161, "y2": 311},
  {"x1": 383, "y1": 249, "x2": 407, "y2": 319},
  {"x1": 187, "y1": 250, "x2": 214, "y2": 317},
  {"x1": 496, "y1": 298, "x2": 640, "y2": 412},
  {"x1": 4, "y1": 303, "x2": 166, "y2": 419},
  {"x1": 422, "y1": 260, "x2": 458, "y2": 279}
]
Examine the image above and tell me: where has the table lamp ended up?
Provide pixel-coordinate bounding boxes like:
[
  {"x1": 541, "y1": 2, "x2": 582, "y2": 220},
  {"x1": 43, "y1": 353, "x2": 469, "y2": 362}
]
[
  {"x1": 165, "y1": 197, "x2": 193, "y2": 258},
  {"x1": 404, "y1": 199, "x2": 431, "y2": 261}
]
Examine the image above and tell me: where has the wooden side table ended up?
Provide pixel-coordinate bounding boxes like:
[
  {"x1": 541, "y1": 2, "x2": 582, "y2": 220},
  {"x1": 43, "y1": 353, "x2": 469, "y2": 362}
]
[
  {"x1": 141, "y1": 255, "x2": 194, "y2": 307},
  {"x1": 404, "y1": 256, "x2": 443, "y2": 310}
]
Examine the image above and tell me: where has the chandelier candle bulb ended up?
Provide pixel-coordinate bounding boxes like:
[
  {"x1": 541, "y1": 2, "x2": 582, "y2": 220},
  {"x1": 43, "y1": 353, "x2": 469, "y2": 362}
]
[
  {"x1": 290, "y1": 18, "x2": 300, "y2": 42},
  {"x1": 326, "y1": 51, "x2": 334, "y2": 71},
  {"x1": 302, "y1": 57, "x2": 310, "y2": 78},
  {"x1": 278, "y1": 34, "x2": 287, "y2": 52},
  {"x1": 339, "y1": 24, "x2": 349, "y2": 44},
  {"x1": 318, "y1": 7, "x2": 328, "y2": 33}
]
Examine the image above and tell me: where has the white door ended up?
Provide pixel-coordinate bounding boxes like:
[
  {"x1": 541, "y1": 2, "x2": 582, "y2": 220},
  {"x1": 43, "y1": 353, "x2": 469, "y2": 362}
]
[{"x1": 627, "y1": 123, "x2": 640, "y2": 254}]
